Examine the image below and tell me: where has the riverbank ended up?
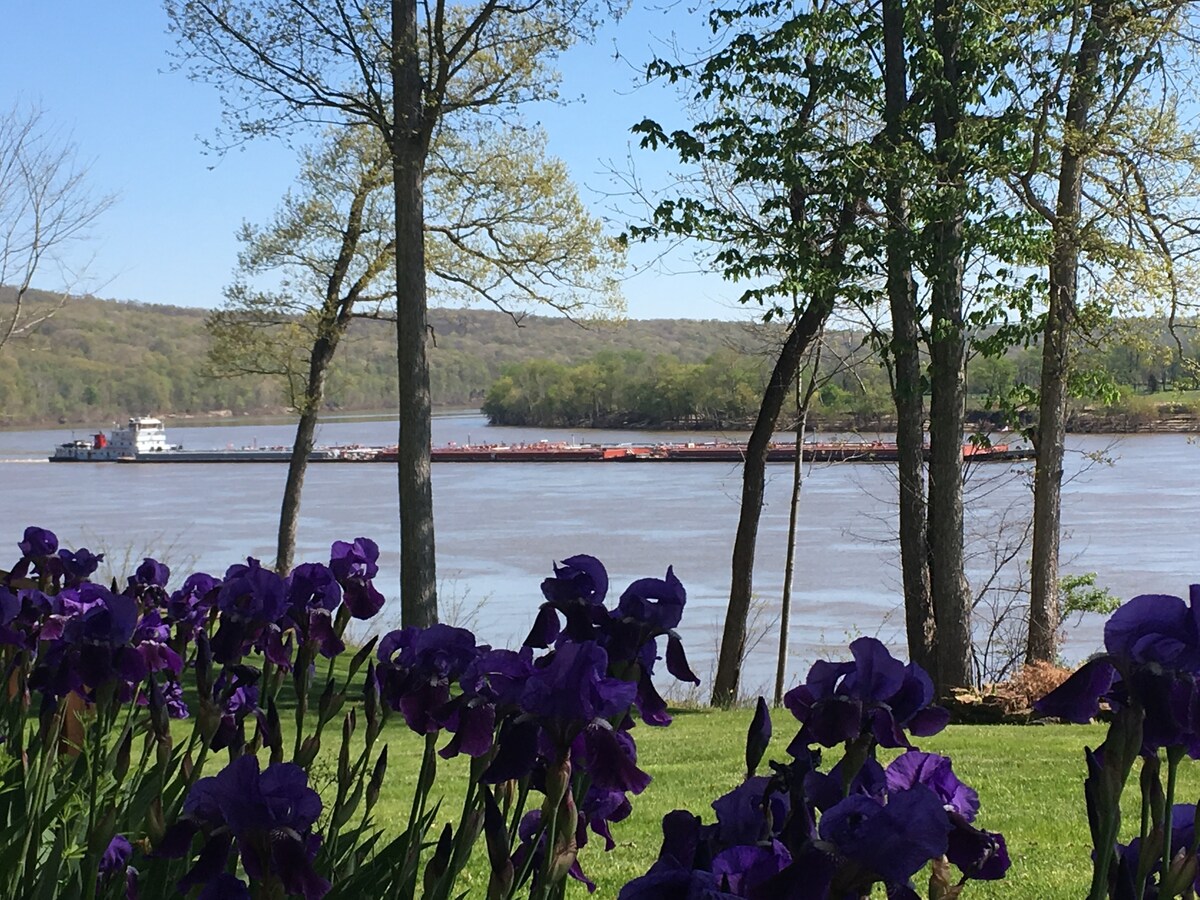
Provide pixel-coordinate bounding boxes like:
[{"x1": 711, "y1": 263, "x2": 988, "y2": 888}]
[{"x1": 485, "y1": 406, "x2": 1200, "y2": 435}]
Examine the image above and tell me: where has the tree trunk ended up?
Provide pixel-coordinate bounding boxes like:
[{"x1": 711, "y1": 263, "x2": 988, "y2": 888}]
[
  {"x1": 883, "y1": 0, "x2": 936, "y2": 679},
  {"x1": 774, "y1": 364, "x2": 812, "y2": 706},
  {"x1": 275, "y1": 337, "x2": 336, "y2": 573},
  {"x1": 711, "y1": 299, "x2": 835, "y2": 707},
  {"x1": 1026, "y1": 289, "x2": 1071, "y2": 664},
  {"x1": 1027, "y1": 0, "x2": 1110, "y2": 663},
  {"x1": 927, "y1": 0, "x2": 972, "y2": 691},
  {"x1": 393, "y1": 0, "x2": 438, "y2": 627}
]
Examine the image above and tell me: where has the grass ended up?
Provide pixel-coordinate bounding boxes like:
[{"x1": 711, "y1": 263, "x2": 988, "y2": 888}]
[
  {"x1": 344, "y1": 707, "x2": 1198, "y2": 899},
  {"x1": 221, "y1": 653, "x2": 1181, "y2": 897},
  {"x1": 1101, "y1": 389, "x2": 1200, "y2": 417}
]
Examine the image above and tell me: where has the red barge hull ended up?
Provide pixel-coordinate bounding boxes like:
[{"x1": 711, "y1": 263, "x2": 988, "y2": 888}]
[{"x1": 401, "y1": 441, "x2": 1035, "y2": 464}]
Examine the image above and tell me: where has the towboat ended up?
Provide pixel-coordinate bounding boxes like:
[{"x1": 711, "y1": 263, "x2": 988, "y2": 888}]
[
  {"x1": 51, "y1": 417, "x2": 179, "y2": 461},
  {"x1": 49, "y1": 418, "x2": 349, "y2": 463}
]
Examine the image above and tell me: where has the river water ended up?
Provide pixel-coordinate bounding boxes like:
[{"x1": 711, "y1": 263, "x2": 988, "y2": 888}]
[{"x1": 2, "y1": 413, "x2": 1196, "y2": 695}]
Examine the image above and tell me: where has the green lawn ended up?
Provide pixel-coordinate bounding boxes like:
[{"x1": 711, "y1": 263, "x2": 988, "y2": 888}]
[{"x1": 354, "y1": 709, "x2": 1185, "y2": 899}]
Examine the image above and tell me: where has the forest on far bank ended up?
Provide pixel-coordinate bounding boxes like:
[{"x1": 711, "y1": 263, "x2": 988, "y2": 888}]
[
  {"x1": 0, "y1": 290, "x2": 739, "y2": 427},
  {"x1": 2, "y1": 288, "x2": 1198, "y2": 432}
]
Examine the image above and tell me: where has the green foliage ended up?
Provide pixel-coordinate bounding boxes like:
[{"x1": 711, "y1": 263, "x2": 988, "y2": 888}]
[
  {"x1": 1060, "y1": 573, "x2": 1121, "y2": 619},
  {"x1": 5, "y1": 287, "x2": 1200, "y2": 430},
  {"x1": 482, "y1": 349, "x2": 772, "y2": 427},
  {"x1": 0, "y1": 291, "x2": 736, "y2": 427}
]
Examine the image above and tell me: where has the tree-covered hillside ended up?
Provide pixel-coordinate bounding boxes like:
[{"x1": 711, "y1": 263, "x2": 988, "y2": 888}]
[
  {"x1": 0, "y1": 289, "x2": 764, "y2": 426},
  {"x1": 3, "y1": 288, "x2": 1198, "y2": 430}
]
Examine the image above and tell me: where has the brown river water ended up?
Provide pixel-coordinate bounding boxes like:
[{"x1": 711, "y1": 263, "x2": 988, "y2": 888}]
[{"x1": 2, "y1": 413, "x2": 1196, "y2": 695}]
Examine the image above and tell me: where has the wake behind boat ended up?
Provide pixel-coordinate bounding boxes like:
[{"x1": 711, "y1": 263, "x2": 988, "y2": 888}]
[{"x1": 49, "y1": 418, "x2": 1035, "y2": 464}]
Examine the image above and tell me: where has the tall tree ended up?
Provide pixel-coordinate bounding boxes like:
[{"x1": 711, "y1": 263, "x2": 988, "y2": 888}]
[
  {"x1": 922, "y1": 0, "x2": 974, "y2": 688},
  {"x1": 166, "y1": 0, "x2": 614, "y2": 625},
  {"x1": 0, "y1": 103, "x2": 112, "y2": 352},
  {"x1": 633, "y1": 1, "x2": 878, "y2": 705},
  {"x1": 208, "y1": 127, "x2": 395, "y2": 574},
  {"x1": 1014, "y1": 0, "x2": 1193, "y2": 664},
  {"x1": 881, "y1": 0, "x2": 936, "y2": 677},
  {"x1": 880, "y1": 0, "x2": 1037, "y2": 692},
  {"x1": 209, "y1": 120, "x2": 621, "y2": 574}
]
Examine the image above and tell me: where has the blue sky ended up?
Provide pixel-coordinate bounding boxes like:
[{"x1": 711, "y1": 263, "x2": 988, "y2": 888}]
[{"x1": 1, "y1": 3, "x2": 753, "y2": 321}]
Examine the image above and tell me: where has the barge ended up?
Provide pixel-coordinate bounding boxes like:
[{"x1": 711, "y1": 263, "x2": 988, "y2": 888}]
[{"x1": 50, "y1": 419, "x2": 1036, "y2": 465}]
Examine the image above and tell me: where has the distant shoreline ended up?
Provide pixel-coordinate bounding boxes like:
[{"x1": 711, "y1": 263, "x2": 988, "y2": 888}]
[
  {"x1": 481, "y1": 408, "x2": 1200, "y2": 436},
  {"x1": 13, "y1": 405, "x2": 1200, "y2": 435}
]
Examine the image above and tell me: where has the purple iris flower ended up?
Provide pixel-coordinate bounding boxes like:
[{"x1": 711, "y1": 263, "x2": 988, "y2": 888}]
[
  {"x1": 784, "y1": 637, "x2": 948, "y2": 750},
  {"x1": 375, "y1": 624, "x2": 481, "y2": 734},
  {"x1": 617, "y1": 811, "x2": 740, "y2": 900},
  {"x1": 329, "y1": 538, "x2": 385, "y2": 619},
  {"x1": 574, "y1": 723, "x2": 651, "y2": 795},
  {"x1": 287, "y1": 563, "x2": 343, "y2": 614},
  {"x1": 157, "y1": 755, "x2": 329, "y2": 900},
  {"x1": 1108, "y1": 590, "x2": 1200, "y2": 667},
  {"x1": 31, "y1": 584, "x2": 148, "y2": 704},
  {"x1": 286, "y1": 563, "x2": 345, "y2": 657},
  {"x1": 617, "y1": 567, "x2": 686, "y2": 631},
  {"x1": 209, "y1": 669, "x2": 262, "y2": 752},
  {"x1": 211, "y1": 558, "x2": 288, "y2": 665},
  {"x1": 578, "y1": 785, "x2": 633, "y2": 852},
  {"x1": 0, "y1": 588, "x2": 19, "y2": 643},
  {"x1": 520, "y1": 640, "x2": 637, "y2": 738},
  {"x1": 58, "y1": 547, "x2": 103, "y2": 584},
  {"x1": 98, "y1": 833, "x2": 139, "y2": 899},
  {"x1": 330, "y1": 537, "x2": 379, "y2": 582},
  {"x1": 217, "y1": 558, "x2": 287, "y2": 624},
  {"x1": 0, "y1": 588, "x2": 50, "y2": 649},
  {"x1": 711, "y1": 840, "x2": 792, "y2": 896},
  {"x1": 99, "y1": 834, "x2": 133, "y2": 876},
  {"x1": 461, "y1": 648, "x2": 533, "y2": 709},
  {"x1": 131, "y1": 557, "x2": 170, "y2": 588},
  {"x1": 1115, "y1": 803, "x2": 1200, "y2": 896},
  {"x1": 526, "y1": 555, "x2": 610, "y2": 647},
  {"x1": 66, "y1": 585, "x2": 139, "y2": 645},
  {"x1": 947, "y1": 813, "x2": 1010, "y2": 881},
  {"x1": 885, "y1": 751, "x2": 979, "y2": 821},
  {"x1": 711, "y1": 776, "x2": 790, "y2": 846},
  {"x1": 19, "y1": 526, "x2": 57, "y2": 558},
  {"x1": 440, "y1": 648, "x2": 534, "y2": 760},
  {"x1": 803, "y1": 757, "x2": 887, "y2": 813},
  {"x1": 596, "y1": 572, "x2": 699, "y2": 727},
  {"x1": 161, "y1": 678, "x2": 189, "y2": 719},
  {"x1": 133, "y1": 609, "x2": 184, "y2": 677},
  {"x1": 1036, "y1": 589, "x2": 1200, "y2": 748},
  {"x1": 124, "y1": 557, "x2": 172, "y2": 611},
  {"x1": 543, "y1": 555, "x2": 608, "y2": 606},
  {"x1": 818, "y1": 786, "x2": 952, "y2": 885},
  {"x1": 165, "y1": 572, "x2": 218, "y2": 637}
]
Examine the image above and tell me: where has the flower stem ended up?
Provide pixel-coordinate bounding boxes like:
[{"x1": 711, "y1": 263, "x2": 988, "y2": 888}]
[
  {"x1": 402, "y1": 732, "x2": 439, "y2": 885},
  {"x1": 1163, "y1": 746, "x2": 1184, "y2": 881}
]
